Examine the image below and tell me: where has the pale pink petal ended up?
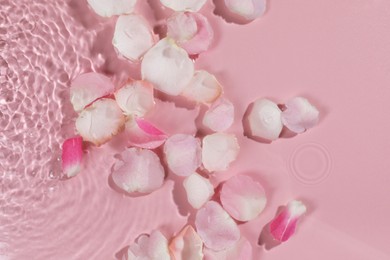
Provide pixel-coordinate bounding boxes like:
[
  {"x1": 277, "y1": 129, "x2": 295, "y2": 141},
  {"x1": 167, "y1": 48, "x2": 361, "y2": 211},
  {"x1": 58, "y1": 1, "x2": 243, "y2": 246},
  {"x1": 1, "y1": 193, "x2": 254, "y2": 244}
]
[
  {"x1": 112, "y1": 148, "x2": 165, "y2": 194},
  {"x1": 183, "y1": 172, "x2": 214, "y2": 209},
  {"x1": 270, "y1": 200, "x2": 307, "y2": 242},
  {"x1": 113, "y1": 14, "x2": 155, "y2": 62},
  {"x1": 224, "y1": 0, "x2": 266, "y2": 20},
  {"x1": 61, "y1": 136, "x2": 83, "y2": 178},
  {"x1": 164, "y1": 134, "x2": 201, "y2": 177},
  {"x1": 220, "y1": 175, "x2": 266, "y2": 222},
  {"x1": 70, "y1": 72, "x2": 114, "y2": 113},
  {"x1": 169, "y1": 225, "x2": 204, "y2": 260},
  {"x1": 202, "y1": 133, "x2": 239, "y2": 172},
  {"x1": 181, "y1": 71, "x2": 222, "y2": 104},
  {"x1": 195, "y1": 201, "x2": 240, "y2": 251},
  {"x1": 247, "y1": 98, "x2": 283, "y2": 141},
  {"x1": 167, "y1": 12, "x2": 213, "y2": 55},
  {"x1": 87, "y1": 0, "x2": 137, "y2": 17},
  {"x1": 75, "y1": 98, "x2": 125, "y2": 146},
  {"x1": 125, "y1": 117, "x2": 167, "y2": 149},
  {"x1": 115, "y1": 80, "x2": 155, "y2": 117},
  {"x1": 160, "y1": 0, "x2": 207, "y2": 12},
  {"x1": 141, "y1": 38, "x2": 194, "y2": 96},
  {"x1": 128, "y1": 230, "x2": 171, "y2": 260},
  {"x1": 203, "y1": 98, "x2": 234, "y2": 132},
  {"x1": 203, "y1": 237, "x2": 252, "y2": 260},
  {"x1": 281, "y1": 97, "x2": 320, "y2": 134}
]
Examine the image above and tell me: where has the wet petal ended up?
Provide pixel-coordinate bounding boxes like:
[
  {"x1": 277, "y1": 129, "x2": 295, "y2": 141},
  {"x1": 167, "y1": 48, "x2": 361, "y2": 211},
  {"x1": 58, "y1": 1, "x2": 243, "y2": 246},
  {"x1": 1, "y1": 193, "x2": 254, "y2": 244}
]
[
  {"x1": 160, "y1": 0, "x2": 207, "y2": 12},
  {"x1": 75, "y1": 98, "x2": 125, "y2": 146},
  {"x1": 220, "y1": 175, "x2": 267, "y2": 222},
  {"x1": 61, "y1": 136, "x2": 83, "y2": 178},
  {"x1": 281, "y1": 97, "x2": 319, "y2": 134},
  {"x1": 195, "y1": 201, "x2": 240, "y2": 251},
  {"x1": 87, "y1": 0, "x2": 137, "y2": 17},
  {"x1": 169, "y1": 225, "x2": 204, "y2": 260},
  {"x1": 203, "y1": 98, "x2": 234, "y2": 132},
  {"x1": 128, "y1": 230, "x2": 171, "y2": 260},
  {"x1": 164, "y1": 134, "x2": 202, "y2": 177},
  {"x1": 270, "y1": 200, "x2": 307, "y2": 242},
  {"x1": 181, "y1": 70, "x2": 222, "y2": 104},
  {"x1": 202, "y1": 133, "x2": 239, "y2": 172},
  {"x1": 224, "y1": 0, "x2": 266, "y2": 20},
  {"x1": 141, "y1": 38, "x2": 194, "y2": 96},
  {"x1": 70, "y1": 72, "x2": 114, "y2": 113},
  {"x1": 183, "y1": 172, "x2": 214, "y2": 209},
  {"x1": 112, "y1": 148, "x2": 165, "y2": 194},
  {"x1": 247, "y1": 98, "x2": 282, "y2": 141},
  {"x1": 125, "y1": 117, "x2": 167, "y2": 149}
]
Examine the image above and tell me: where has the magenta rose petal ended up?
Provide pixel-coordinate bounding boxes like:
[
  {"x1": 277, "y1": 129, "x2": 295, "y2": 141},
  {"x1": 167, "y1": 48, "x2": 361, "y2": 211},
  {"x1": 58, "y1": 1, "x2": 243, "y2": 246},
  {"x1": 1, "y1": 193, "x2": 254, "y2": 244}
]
[{"x1": 61, "y1": 136, "x2": 83, "y2": 178}]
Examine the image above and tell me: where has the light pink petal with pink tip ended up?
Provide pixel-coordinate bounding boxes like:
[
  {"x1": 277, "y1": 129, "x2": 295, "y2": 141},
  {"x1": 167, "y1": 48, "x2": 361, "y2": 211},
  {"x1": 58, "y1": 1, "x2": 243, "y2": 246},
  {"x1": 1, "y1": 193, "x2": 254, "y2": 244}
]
[
  {"x1": 203, "y1": 98, "x2": 234, "y2": 132},
  {"x1": 61, "y1": 136, "x2": 83, "y2": 178},
  {"x1": 281, "y1": 97, "x2": 320, "y2": 134},
  {"x1": 128, "y1": 231, "x2": 171, "y2": 260},
  {"x1": 203, "y1": 237, "x2": 252, "y2": 260},
  {"x1": 70, "y1": 72, "x2": 114, "y2": 113},
  {"x1": 202, "y1": 133, "x2": 239, "y2": 172},
  {"x1": 183, "y1": 172, "x2": 214, "y2": 209},
  {"x1": 195, "y1": 201, "x2": 240, "y2": 251},
  {"x1": 270, "y1": 200, "x2": 307, "y2": 242},
  {"x1": 112, "y1": 148, "x2": 165, "y2": 194},
  {"x1": 182, "y1": 70, "x2": 222, "y2": 104},
  {"x1": 224, "y1": 0, "x2": 266, "y2": 20},
  {"x1": 220, "y1": 175, "x2": 266, "y2": 222},
  {"x1": 164, "y1": 134, "x2": 201, "y2": 177},
  {"x1": 160, "y1": 0, "x2": 207, "y2": 12},
  {"x1": 169, "y1": 225, "x2": 204, "y2": 260},
  {"x1": 87, "y1": 0, "x2": 137, "y2": 17},
  {"x1": 125, "y1": 117, "x2": 167, "y2": 149},
  {"x1": 75, "y1": 98, "x2": 125, "y2": 146}
]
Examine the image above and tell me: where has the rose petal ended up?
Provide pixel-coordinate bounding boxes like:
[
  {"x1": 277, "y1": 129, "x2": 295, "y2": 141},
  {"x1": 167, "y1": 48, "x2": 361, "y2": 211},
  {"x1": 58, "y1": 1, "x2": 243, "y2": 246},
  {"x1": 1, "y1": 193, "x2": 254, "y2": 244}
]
[
  {"x1": 61, "y1": 136, "x2": 83, "y2": 178},
  {"x1": 160, "y1": 0, "x2": 207, "y2": 12},
  {"x1": 164, "y1": 134, "x2": 202, "y2": 177},
  {"x1": 128, "y1": 230, "x2": 171, "y2": 260},
  {"x1": 203, "y1": 237, "x2": 252, "y2": 260},
  {"x1": 270, "y1": 200, "x2": 307, "y2": 242},
  {"x1": 70, "y1": 72, "x2": 114, "y2": 113},
  {"x1": 75, "y1": 98, "x2": 125, "y2": 146},
  {"x1": 141, "y1": 38, "x2": 194, "y2": 96},
  {"x1": 247, "y1": 98, "x2": 283, "y2": 141},
  {"x1": 113, "y1": 14, "x2": 155, "y2": 62},
  {"x1": 181, "y1": 70, "x2": 222, "y2": 104},
  {"x1": 195, "y1": 201, "x2": 240, "y2": 251},
  {"x1": 125, "y1": 117, "x2": 167, "y2": 149},
  {"x1": 183, "y1": 172, "x2": 214, "y2": 209},
  {"x1": 281, "y1": 97, "x2": 320, "y2": 134},
  {"x1": 169, "y1": 225, "x2": 204, "y2": 260},
  {"x1": 203, "y1": 98, "x2": 234, "y2": 132},
  {"x1": 202, "y1": 133, "x2": 239, "y2": 172},
  {"x1": 224, "y1": 0, "x2": 266, "y2": 20},
  {"x1": 87, "y1": 0, "x2": 137, "y2": 17},
  {"x1": 112, "y1": 148, "x2": 165, "y2": 194},
  {"x1": 220, "y1": 175, "x2": 267, "y2": 222}
]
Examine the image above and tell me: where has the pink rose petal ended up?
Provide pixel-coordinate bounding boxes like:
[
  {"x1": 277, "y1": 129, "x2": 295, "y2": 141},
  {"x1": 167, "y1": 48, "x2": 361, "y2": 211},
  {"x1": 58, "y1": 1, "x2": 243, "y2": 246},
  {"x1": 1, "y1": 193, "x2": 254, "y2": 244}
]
[
  {"x1": 164, "y1": 134, "x2": 202, "y2": 177},
  {"x1": 281, "y1": 97, "x2": 320, "y2": 134},
  {"x1": 270, "y1": 200, "x2": 307, "y2": 242},
  {"x1": 247, "y1": 98, "x2": 283, "y2": 141},
  {"x1": 224, "y1": 0, "x2": 266, "y2": 20},
  {"x1": 125, "y1": 117, "x2": 167, "y2": 149},
  {"x1": 113, "y1": 14, "x2": 155, "y2": 62},
  {"x1": 203, "y1": 98, "x2": 234, "y2": 132},
  {"x1": 183, "y1": 172, "x2": 214, "y2": 209},
  {"x1": 202, "y1": 133, "x2": 240, "y2": 172},
  {"x1": 169, "y1": 225, "x2": 204, "y2": 260},
  {"x1": 220, "y1": 175, "x2": 267, "y2": 222},
  {"x1": 87, "y1": 0, "x2": 137, "y2": 17},
  {"x1": 203, "y1": 237, "x2": 252, "y2": 260},
  {"x1": 181, "y1": 70, "x2": 222, "y2": 104},
  {"x1": 195, "y1": 201, "x2": 240, "y2": 251},
  {"x1": 112, "y1": 148, "x2": 165, "y2": 194},
  {"x1": 127, "y1": 230, "x2": 171, "y2": 260},
  {"x1": 141, "y1": 38, "x2": 194, "y2": 96},
  {"x1": 70, "y1": 72, "x2": 114, "y2": 113},
  {"x1": 61, "y1": 136, "x2": 83, "y2": 178},
  {"x1": 160, "y1": 0, "x2": 207, "y2": 12},
  {"x1": 75, "y1": 98, "x2": 125, "y2": 146}
]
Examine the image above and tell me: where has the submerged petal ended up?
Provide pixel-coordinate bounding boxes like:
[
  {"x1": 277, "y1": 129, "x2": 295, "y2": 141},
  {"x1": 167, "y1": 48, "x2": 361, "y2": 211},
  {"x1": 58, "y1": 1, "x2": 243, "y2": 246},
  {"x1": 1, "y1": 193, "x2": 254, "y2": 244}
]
[
  {"x1": 61, "y1": 136, "x2": 83, "y2": 178},
  {"x1": 203, "y1": 98, "x2": 234, "y2": 132},
  {"x1": 169, "y1": 225, "x2": 204, "y2": 260},
  {"x1": 183, "y1": 172, "x2": 214, "y2": 209},
  {"x1": 128, "y1": 230, "x2": 171, "y2": 260},
  {"x1": 125, "y1": 117, "x2": 167, "y2": 149},
  {"x1": 87, "y1": 0, "x2": 137, "y2": 17}
]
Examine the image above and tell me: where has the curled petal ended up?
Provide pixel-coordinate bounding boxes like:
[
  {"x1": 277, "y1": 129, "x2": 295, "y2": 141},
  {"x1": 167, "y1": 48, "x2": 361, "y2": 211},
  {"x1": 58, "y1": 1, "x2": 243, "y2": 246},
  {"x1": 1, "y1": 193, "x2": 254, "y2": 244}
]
[
  {"x1": 281, "y1": 97, "x2": 319, "y2": 134},
  {"x1": 75, "y1": 98, "x2": 125, "y2": 146},
  {"x1": 247, "y1": 98, "x2": 282, "y2": 141},
  {"x1": 169, "y1": 225, "x2": 204, "y2": 260},
  {"x1": 113, "y1": 14, "x2": 155, "y2": 62},
  {"x1": 164, "y1": 134, "x2": 202, "y2": 177},
  {"x1": 141, "y1": 38, "x2": 194, "y2": 96},
  {"x1": 70, "y1": 72, "x2": 114, "y2": 113},
  {"x1": 220, "y1": 175, "x2": 266, "y2": 222},
  {"x1": 270, "y1": 200, "x2": 307, "y2": 242},
  {"x1": 125, "y1": 117, "x2": 167, "y2": 149},
  {"x1": 160, "y1": 0, "x2": 207, "y2": 12},
  {"x1": 203, "y1": 98, "x2": 234, "y2": 132},
  {"x1": 87, "y1": 0, "x2": 137, "y2": 17},
  {"x1": 202, "y1": 133, "x2": 239, "y2": 172},
  {"x1": 61, "y1": 136, "x2": 83, "y2": 178},
  {"x1": 181, "y1": 71, "x2": 222, "y2": 104},
  {"x1": 195, "y1": 201, "x2": 240, "y2": 251},
  {"x1": 128, "y1": 230, "x2": 171, "y2": 260},
  {"x1": 224, "y1": 0, "x2": 266, "y2": 20},
  {"x1": 183, "y1": 172, "x2": 214, "y2": 209},
  {"x1": 112, "y1": 148, "x2": 165, "y2": 194}
]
